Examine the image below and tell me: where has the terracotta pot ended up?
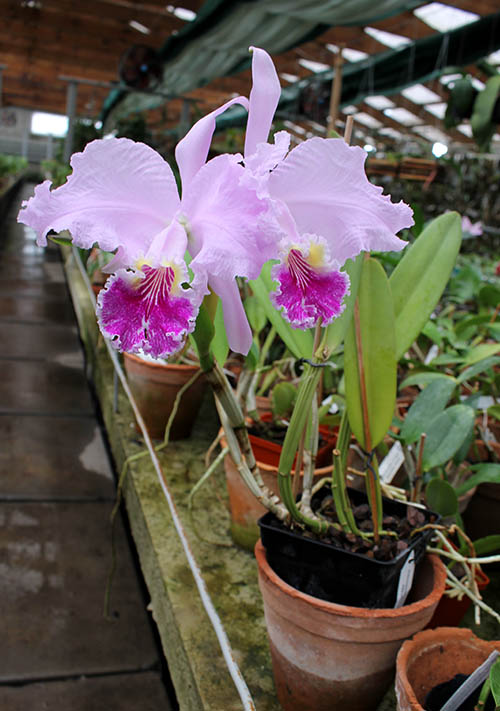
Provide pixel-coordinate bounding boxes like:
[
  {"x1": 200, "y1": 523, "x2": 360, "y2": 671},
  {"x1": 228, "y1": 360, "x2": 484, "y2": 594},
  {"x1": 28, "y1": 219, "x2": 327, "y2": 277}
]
[
  {"x1": 255, "y1": 540, "x2": 446, "y2": 711},
  {"x1": 123, "y1": 352, "x2": 206, "y2": 440},
  {"x1": 395, "y1": 627, "x2": 500, "y2": 710},
  {"x1": 222, "y1": 431, "x2": 332, "y2": 550},
  {"x1": 248, "y1": 413, "x2": 336, "y2": 469}
]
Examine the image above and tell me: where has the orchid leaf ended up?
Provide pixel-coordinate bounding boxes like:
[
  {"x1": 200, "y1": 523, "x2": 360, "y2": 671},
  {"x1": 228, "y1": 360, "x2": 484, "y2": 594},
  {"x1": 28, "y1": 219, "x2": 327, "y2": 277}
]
[
  {"x1": 244, "y1": 295, "x2": 267, "y2": 336},
  {"x1": 344, "y1": 257, "x2": 396, "y2": 450},
  {"x1": 489, "y1": 405, "x2": 500, "y2": 423},
  {"x1": 421, "y1": 404, "x2": 475, "y2": 471},
  {"x1": 471, "y1": 75, "x2": 500, "y2": 151},
  {"x1": 457, "y1": 356, "x2": 500, "y2": 384},
  {"x1": 389, "y1": 212, "x2": 462, "y2": 359},
  {"x1": 400, "y1": 379, "x2": 457, "y2": 444},
  {"x1": 491, "y1": 658, "x2": 500, "y2": 706},
  {"x1": 463, "y1": 344, "x2": 500, "y2": 366},
  {"x1": 250, "y1": 261, "x2": 313, "y2": 359},
  {"x1": 455, "y1": 463, "x2": 500, "y2": 497},
  {"x1": 322, "y1": 254, "x2": 363, "y2": 353},
  {"x1": 473, "y1": 535, "x2": 500, "y2": 556},
  {"x1": 49, "y1": 234, "x2": 73, "y2": 246},
  {"x1": 211, "y1": 299, "x2": 229, "y2": 366},
  {"x1": 425, "y1": 477, "x2": 458, "y2": 517},
  {"x1": 399, "y1": 372, "x2": 457, "y2": 389}
]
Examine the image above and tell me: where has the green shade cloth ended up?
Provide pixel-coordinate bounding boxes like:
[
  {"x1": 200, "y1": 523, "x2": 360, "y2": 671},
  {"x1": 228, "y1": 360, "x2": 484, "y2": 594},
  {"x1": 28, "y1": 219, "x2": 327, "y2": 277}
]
[
  {"x1": 215, "y1": 10, "x2": 500, "y2": 131},
  {"x1": 101, "y1": 0, "x2": 423, "y2": 126}
]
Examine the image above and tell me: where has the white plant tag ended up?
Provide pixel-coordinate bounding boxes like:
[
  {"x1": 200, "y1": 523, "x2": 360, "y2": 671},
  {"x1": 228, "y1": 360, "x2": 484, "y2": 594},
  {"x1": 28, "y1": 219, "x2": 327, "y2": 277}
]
[
  {"x1": 379, "y1": 441, "x2": 405, "y2": 483},
  {"x1": 424, "y1": 344, "x2": 439, "y2": 364},
  {"x1": 441, "y1": 650, "x2": 499, "y2": 711},
  {"x1": 395, "y1": 551, "x2": 415, "y2": 608}
]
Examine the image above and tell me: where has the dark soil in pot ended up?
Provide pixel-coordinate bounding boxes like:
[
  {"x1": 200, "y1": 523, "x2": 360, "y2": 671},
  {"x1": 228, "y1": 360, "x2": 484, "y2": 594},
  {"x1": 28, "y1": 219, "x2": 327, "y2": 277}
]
[
  {"x1": 424, "y1": 673, "x2": 495, "y2": 711},
  {"x1": 259, "y1": 485, "x2": 439, "y2": 608}
]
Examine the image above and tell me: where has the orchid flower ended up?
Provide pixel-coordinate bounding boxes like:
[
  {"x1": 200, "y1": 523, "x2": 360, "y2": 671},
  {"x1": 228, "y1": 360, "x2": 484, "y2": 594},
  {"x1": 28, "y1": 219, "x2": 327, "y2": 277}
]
[
  {"x1": 243, "y1": 48, "x2": 414, "y2": 329},
  {"x1": 17, "y1": 97, "x2": 277, "y2": 358}
]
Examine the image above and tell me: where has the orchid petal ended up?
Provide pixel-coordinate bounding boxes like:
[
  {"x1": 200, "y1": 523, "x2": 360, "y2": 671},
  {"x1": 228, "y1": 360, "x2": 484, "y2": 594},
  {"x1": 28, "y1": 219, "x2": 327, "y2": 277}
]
[
  {"x1": 175, "y1": 96, "x2": 249, "y2": 189},
  {"x1": 144, "y1": 219, "x2": 188, "y2": 266},
  {"x1": 244, "y1": 47, "x2": 282, "y2": 158},
  {"x1": 268, "y1": 137, "x2": 413, "y2": 264},
  {"x1": 182, "y1": 154, "x2": 277, "y2": 282},
  {"x1": 17, "y1": 138, "x2": 179, "y2": 260},
  {"x1": 209, "y1": 275, "x2": 253, "y2": 355}
]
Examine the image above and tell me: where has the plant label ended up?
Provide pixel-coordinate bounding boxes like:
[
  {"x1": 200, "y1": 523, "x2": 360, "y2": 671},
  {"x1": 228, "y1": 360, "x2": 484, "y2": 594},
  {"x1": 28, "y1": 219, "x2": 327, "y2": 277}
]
[
  {"x1": 379, "y1": 440, "x2": 405, "y2": 483},
  {"x1": 395, "y1": 550, "x2": 415, "y2": 608}
]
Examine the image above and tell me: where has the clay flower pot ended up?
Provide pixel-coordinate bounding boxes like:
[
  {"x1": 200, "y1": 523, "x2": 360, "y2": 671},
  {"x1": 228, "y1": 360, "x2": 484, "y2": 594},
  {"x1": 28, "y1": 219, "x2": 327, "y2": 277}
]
[
  {"x1": 222, "y1": 429, "x2": 333, "y2": 550},
  {"x1": 395, "y1": 627, "x2": 500, "y2": 710},
  {"x1": 123, "y1": 352, "x2": 206, "y2": 440},
  {"x1": 255, "y1": 540, "x2": 447, "y2": 711}
]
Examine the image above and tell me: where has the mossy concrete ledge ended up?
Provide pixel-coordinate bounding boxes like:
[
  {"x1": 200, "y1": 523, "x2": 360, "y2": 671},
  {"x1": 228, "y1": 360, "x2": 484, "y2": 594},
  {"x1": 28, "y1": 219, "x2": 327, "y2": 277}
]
[{"x1": 62, "y1": 247, "x2": 278, "y2": 711}]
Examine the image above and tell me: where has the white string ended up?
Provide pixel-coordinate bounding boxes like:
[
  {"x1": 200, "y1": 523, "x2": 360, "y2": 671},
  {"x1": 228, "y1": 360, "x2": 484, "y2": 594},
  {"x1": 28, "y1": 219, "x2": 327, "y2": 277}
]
[{"x1": 71, "y1": 246, "x2": 257, "y2": 711}]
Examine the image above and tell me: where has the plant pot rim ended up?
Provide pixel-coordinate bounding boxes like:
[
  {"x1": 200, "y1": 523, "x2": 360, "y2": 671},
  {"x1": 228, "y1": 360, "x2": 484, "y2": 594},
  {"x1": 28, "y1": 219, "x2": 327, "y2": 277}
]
[
  {"x1": 396, "y1": 627, "x2": 500, "y2": 710},
  {"x1": 219, "y1": 428, "x2": 334, "y2": 476},
  {"x1": 124, "y1": 351, "x2": 199, "y2": 372},
  {"x1": 255, "y1": 538, "x2": 447, "y2": 618}
]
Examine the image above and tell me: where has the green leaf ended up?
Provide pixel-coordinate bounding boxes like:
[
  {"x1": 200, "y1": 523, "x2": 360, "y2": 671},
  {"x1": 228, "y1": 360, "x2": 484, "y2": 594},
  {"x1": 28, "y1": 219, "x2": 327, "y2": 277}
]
[
  {"x1": 244, "y1": 340, "x2": 259, "y2": 370},
  {"x1": 490, "y1": 658, "x2": 500, "y2": 707},
  {"x1": 271, "y1": 382, "x2": 297, "y2": 418},
  {"x1": 479, "y1": 284, "x2": 500, "y2": 308},
  {"x1": 425, "y1": 477, "x2": 458, "y2": 517},
  {"x1": 488, "y1": 405, "x2": 500, "y2": 423},
  {"x1": 471, "y1": 75, "x2": 500, "y2": 151},
  {"x1": 400, "y1": 372, "x2": 457, "y2": 389},
  {"x1": 421, "y1": 320, "x2": 443, "y2": 346},
  {"x1": 244, "y1": 295, "x2": 267, "y2": 335},
  {"x1": 322, "y1": 255, "x2": 363, "y2": 352},
  {"x1": 473, "y1": 535, "x2": 500, "y2": 556},
  {"x1": 344, "y1": 258, "x2": 396, "y2": 450},
  {"x1": 463, "y1": 344, "x2": 500, "y2": 365},
  {"x1": 250, "y1": 262, "x2": 313, "y2": 359},
  {"x1": 455, "y1": 463, "x2": 500, "y2": 497},
  {"x1": 211, "y1": 299, "x2": 229, "y2": 366},
  {"x1": 457, "y1": 356, "x2": 500, "y2": 384},
  {"x1": 400, "y1": 379, "x2": 457, "y2": 444},
  {"x1": 422, "y1": 404, "x2": 475, "y2": 471},
  {"x1": 49, "y1": 234, "x2": 73, "y2": 246},
  {"x1": 390, "y1": 212, "x2": 462, "y2": 359}
]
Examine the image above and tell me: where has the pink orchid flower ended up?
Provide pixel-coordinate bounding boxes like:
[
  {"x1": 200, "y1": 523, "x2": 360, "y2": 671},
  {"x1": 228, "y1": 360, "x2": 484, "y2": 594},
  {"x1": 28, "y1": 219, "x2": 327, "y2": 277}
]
[
  {"x1": 17, "y1": 96, "x2": 278, "y2": 358},
  {"x1": 243, "y1": 48, "x2": 414, "y2": 329}
]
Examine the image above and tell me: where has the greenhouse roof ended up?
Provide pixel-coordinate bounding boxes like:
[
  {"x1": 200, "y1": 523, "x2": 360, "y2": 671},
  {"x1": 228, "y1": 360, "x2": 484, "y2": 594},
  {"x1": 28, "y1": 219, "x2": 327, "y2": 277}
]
[{"x1": 1, "y1": 0, "x2": 500, "y2": 151}]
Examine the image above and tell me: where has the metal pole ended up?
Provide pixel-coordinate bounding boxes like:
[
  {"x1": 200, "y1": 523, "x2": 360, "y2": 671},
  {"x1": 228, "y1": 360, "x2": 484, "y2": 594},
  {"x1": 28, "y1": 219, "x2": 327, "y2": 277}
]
[
  {"x1": 63, "y1": 80, "x2": 78, "y2": 163},
  {"x1": 327, "y1": 46, "x2": 344, "y2": 135},
  {"x1": 0, "y1": 64, "x2": 6, "y2": 108}
]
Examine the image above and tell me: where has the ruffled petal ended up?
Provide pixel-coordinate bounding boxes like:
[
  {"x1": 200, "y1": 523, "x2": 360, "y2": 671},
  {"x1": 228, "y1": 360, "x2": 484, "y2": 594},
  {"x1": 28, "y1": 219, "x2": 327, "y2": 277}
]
[
  {"x1": 268, "y1": 137, "x2": 413, "y2": 264},
  {"x1": 175, "y1": 96, "x2": 249, "y2": 189},
  {"x1": 209, "y1": 275, "x2": 253, "y2": 355},
  {"x1": 17, "y1": 138, "x2": 180, "y2": 259},
  {"x1": 182, "y1": 154, "x2": 277, "y2": 282},
  {"x1": 244, "y1": 47, "x2": 282, "y2": 158}
]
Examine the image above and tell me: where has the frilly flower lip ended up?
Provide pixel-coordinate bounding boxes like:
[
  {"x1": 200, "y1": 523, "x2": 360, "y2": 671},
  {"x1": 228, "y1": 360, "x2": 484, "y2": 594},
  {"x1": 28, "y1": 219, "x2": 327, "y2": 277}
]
[
  {"x1": 97, "y1": 258, "x2": 198, "y2": 359},
  {"x1": 271, "y1": 235, "x2": 350, "y2": 329}
]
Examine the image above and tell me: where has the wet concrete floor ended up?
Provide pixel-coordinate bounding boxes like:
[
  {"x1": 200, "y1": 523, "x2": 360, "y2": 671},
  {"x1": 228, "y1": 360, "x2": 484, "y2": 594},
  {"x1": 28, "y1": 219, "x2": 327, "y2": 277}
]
[{"x1": 0, "y1": 183, "x2": 172, "y2": 709}]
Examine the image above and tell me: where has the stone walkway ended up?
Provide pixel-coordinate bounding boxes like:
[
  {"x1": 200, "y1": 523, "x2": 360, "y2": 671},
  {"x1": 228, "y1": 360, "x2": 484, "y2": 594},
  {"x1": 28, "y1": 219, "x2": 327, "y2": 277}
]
[{"x1": 0, "y1": 183, "x2": 173, "y2": 710}]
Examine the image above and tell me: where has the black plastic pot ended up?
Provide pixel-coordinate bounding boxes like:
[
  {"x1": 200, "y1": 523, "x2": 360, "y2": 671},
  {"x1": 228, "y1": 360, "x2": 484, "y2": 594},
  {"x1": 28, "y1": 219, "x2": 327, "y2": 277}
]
[{"x1": 258, "y1": 486, "x2": 438, "y2": 609}]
